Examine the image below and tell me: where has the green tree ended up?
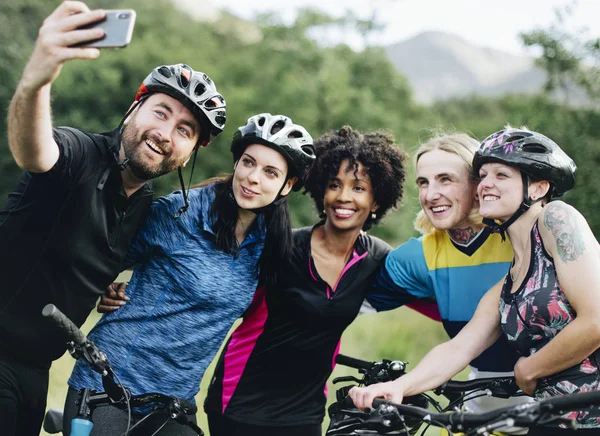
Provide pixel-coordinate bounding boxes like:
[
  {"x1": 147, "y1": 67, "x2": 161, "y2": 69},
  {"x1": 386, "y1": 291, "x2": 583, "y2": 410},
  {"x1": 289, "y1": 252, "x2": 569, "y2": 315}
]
[
  {"x1": 0, "y1": 0, "x2": 55, "y2": 197},
  {"x1": 520, "y1": 5, "x2": 600, "y2": 105},
  {"x1": 1, "y1": 1, "x2": 423, "y2": 244}
]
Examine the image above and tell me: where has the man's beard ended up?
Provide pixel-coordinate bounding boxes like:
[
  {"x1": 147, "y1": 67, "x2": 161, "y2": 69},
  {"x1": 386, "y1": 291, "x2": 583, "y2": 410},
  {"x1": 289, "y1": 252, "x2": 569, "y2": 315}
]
[{"x1": 120, "y1": 118, "x2": 187, "y2": 181}]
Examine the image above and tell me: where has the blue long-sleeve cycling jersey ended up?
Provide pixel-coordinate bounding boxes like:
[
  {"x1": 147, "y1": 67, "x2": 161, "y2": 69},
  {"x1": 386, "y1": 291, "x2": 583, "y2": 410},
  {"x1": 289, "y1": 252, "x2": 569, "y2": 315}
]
[{"x1": 68, "y1": 183, "x2": 266, "y2": 402}]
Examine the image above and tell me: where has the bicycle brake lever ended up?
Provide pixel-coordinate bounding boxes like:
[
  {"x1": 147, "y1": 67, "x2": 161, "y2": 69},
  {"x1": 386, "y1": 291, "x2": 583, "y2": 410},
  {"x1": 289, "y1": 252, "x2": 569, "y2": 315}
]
[
  {"x1": 488, "y1": 379, "x2": 524, "y2": 398},
  {"x1": 433, "y1": 382, "x2": 448, "y2": 396},
  {"x1": 68, "y1": 340, "x2": 110, "y2": 375},
  {"x1": 535, "y1": 415, "x2": 577, "y2": 429},
  {"x1": 332, "y1": 375, "x2": 363, "y2": 384}
]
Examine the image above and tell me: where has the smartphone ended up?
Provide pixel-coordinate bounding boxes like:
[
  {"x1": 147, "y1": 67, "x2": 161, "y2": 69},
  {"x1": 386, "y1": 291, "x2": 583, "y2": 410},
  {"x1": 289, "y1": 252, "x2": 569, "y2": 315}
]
[{"x1": 74, "y1": 9, "x2": 136, "y2": 48}]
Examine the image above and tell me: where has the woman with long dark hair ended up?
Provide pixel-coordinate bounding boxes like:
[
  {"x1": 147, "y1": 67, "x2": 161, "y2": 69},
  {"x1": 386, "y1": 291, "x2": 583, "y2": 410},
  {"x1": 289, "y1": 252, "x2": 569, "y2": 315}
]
[
  {"x1": 63, "y1": 113, "x2": 315, "y2": 436},
  {"x1": 204, "y1": 125, "x2": 408, "y2": 436}
]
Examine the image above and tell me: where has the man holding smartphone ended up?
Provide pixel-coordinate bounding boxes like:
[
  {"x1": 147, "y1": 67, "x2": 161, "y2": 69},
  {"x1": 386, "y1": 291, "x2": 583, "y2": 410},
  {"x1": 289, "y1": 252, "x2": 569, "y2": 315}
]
[{"x1": 0, "y1": 2, "x2": 226, "y2": 435}]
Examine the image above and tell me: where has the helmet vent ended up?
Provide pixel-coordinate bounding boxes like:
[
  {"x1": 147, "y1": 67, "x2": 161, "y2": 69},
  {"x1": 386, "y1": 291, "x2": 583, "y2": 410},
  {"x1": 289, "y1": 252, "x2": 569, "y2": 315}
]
[
  {"x1": 194, "y1": 83, "x2": 206, "y2": 96},
  {"x1": 158, "y1": 66, "x2": 172, "y2": 78},
  {"x1": 505, "y1": 135, "x2": 526, "y2": 143},
  {"x1": 179, "y1": 73, "x2": 189, "y2": 88},
  {"x1": 271, "y1": 120, "x2": 285, "y2": 135},
  {"x1": 506, "y1": 131, "x2": 532, "y2": 142},
  {"x1": 288, "y1": 130, "x2": 303, "y2": 138},
  {"x1": 523, "y1": 143, "x2": 549, "y2": 154},
  {"x1": 258, "y1": 117, "x2": 266, "y2": 126},
  {"x1": 301, "y1": 145, "x2": 315, "y2": 156}
]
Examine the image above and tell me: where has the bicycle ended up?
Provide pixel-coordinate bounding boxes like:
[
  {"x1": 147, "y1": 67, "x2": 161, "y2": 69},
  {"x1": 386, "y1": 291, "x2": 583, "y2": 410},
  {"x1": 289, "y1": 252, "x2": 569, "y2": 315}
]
[
  {"x1": 333, "y1": 391, "x2": 600, "y2": 436},
  {"x1": 327, "y1": 354, "x2": 523, "y2": 436},
  {"x1": 41, "y1": 304, "x2": 204, "y2": 436}
]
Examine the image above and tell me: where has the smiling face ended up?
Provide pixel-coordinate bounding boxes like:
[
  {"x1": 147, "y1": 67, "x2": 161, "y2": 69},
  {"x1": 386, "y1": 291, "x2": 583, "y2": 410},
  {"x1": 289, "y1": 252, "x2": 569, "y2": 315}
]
[
  {"x1": 323, "y1": 159, "x2": 378, "y2": 233},
  {"x1": 232, "y1": 143, "x2": 295, "y2": 211},
  {"x1": 121, "y1": 93, "x2": 200, "y2": 180},
  {"x1": 477, "y1": 162, "x2": 525, "y2": 221},
  {"x1": 416, "y1": 149, "x2": 477, "y2": 231}
]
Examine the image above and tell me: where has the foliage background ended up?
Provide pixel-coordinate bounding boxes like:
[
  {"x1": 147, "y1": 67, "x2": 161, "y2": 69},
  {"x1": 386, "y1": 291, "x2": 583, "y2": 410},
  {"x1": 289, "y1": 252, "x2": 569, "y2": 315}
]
[{"x1": 2, "y1": 1, "x2": 599, "y2": 435}]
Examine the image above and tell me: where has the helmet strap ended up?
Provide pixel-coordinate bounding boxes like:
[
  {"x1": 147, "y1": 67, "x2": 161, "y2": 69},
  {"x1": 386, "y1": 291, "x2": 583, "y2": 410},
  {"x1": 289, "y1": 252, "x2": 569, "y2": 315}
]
[
  {"x1": 173, "y1": 147, "x2": 200, "y2": 219},
  {"x1": 483, "y1": 172, "x2": 537, "y2": 241},
  {"x1": 97, "y1": 99, "x2": 145, "y2": 191},
  {"x1": 115, "y1": 97, "x2": 148, "y2": 169}
]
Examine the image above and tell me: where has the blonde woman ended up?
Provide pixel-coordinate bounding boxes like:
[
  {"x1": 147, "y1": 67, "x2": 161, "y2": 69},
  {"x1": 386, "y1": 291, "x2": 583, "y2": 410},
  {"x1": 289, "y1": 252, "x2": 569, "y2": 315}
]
[
  {"x1": 352, "y1": 129, "x2": 600, "y2": 435},
  {"x1": 366, "y1": 133, "x2": 531, "y2": 430}
]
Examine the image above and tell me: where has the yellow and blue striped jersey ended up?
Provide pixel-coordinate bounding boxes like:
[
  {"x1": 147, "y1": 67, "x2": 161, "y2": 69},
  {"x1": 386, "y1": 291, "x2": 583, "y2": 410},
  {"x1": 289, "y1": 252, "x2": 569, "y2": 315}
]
[{"x1": 367, "y1": 228, "x2": 519, "y2": 371}]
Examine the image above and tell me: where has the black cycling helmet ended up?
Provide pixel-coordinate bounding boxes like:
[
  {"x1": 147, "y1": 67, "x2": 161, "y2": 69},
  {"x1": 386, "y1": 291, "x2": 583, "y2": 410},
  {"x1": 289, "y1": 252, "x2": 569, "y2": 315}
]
[
  {"x1": 135, "y1": 63, "x2": 227, "y2": 146},
  {"x1": 473, "y1": 129, "x2": 576, "y2": 198},
  {"x1": 230, "y1": 113, "x2": 316, "y2": 191},
  {"x1": 473, "y1": 128, "x2": 577, "y2": 238}
]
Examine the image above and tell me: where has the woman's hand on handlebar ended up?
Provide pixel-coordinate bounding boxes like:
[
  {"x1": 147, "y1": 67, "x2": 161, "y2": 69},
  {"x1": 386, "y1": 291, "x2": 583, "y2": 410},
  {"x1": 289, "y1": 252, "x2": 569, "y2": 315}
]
[
  {"x1": 97, "y1": 282, "x2": 129, "y2": 313},
  {"x1": 348, "y1": 379, "x2": 404, "y2": 409},
  {"x1": 514, "y1": 356, "x2": 538, "y2": 395}
]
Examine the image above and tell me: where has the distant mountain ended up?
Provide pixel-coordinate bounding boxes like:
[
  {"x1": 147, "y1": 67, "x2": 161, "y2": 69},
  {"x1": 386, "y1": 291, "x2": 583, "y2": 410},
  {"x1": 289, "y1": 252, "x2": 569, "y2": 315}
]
[
  {"x1": 170, "y1": 0, "x2": 262, "y2": 43},
  {"x1": 170, "y1": 4, "x2": 558, "y2": 105},
  {"x1": 384, "y1": 31, "x2": 547, "y2": 103}
]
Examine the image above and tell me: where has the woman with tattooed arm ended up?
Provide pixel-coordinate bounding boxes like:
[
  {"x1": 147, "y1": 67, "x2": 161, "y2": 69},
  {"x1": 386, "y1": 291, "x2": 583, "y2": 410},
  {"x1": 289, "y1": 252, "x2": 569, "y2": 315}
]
[
  {"x1": 365, "y1": 134, "x2": 531, "y2": 432},
  {"x1": 351, "y1": 128, "x2": 600, "y2": 435}
]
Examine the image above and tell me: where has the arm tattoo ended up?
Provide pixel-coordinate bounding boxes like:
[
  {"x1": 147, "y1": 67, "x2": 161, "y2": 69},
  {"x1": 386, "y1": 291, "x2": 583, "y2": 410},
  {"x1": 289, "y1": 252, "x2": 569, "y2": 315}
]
[
  {"x1": 448, "y1": 227, "x2": 478, "y2": 244},
  {"x1": 543, "y1": 202, "x2": 586, "y2": 263}
]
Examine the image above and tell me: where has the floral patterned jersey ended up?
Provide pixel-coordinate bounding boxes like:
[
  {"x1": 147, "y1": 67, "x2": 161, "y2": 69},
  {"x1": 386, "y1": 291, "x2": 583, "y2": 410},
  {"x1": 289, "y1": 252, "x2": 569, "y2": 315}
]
[{"x1": 499, "y1": 222, "x2": 600, "y2": 429}]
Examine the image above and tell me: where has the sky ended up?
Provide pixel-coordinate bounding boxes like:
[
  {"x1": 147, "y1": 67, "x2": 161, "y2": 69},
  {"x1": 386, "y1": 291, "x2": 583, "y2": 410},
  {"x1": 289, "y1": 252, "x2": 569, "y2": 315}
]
[{"x1": 211, "y1": 0, "x2": 599, "y2": 56}]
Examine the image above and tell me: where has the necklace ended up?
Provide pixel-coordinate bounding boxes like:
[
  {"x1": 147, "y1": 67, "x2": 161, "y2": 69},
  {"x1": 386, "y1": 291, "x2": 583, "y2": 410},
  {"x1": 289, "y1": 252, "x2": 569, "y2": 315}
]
[
  {"x1": 509, "y1": 261, "x2": 522, "y2": 283},
  {"x1": 509, "y1": 229, "x2": 533, "y2": 283}
]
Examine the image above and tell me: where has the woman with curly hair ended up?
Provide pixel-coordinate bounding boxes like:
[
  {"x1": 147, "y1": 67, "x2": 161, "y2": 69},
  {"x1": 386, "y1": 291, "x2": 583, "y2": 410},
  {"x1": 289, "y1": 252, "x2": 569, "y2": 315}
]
[{"x1": 204, "y1": 125, "x2": 408, "y2": 436}]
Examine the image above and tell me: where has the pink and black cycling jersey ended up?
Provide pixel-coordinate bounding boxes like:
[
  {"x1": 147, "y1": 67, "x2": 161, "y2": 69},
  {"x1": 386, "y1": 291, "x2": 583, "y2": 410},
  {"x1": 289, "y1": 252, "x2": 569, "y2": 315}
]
[
  {"x1": 204, "y1": 225, "x2": 391, "y2": 426},
  {"x1": 499, "y1": 222, "x2": 600, "y2": 429}
]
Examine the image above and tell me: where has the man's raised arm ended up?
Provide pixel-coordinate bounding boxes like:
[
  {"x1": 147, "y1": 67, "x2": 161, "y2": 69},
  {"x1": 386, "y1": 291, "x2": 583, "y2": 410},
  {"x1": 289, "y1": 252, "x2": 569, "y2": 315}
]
[{"x1": 8, "y1": 1, "x2": 105, "y2": 172}]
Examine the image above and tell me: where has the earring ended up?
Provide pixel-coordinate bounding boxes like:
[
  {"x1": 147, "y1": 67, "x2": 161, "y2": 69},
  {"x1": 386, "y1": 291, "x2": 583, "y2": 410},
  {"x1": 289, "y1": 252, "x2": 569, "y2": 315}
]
[
  {"x1": 322, "y1": 209, "x2": 326, "y2": 214},
  {"x1": 371, "y1": 212, "x2": 376, "y2": 219}
]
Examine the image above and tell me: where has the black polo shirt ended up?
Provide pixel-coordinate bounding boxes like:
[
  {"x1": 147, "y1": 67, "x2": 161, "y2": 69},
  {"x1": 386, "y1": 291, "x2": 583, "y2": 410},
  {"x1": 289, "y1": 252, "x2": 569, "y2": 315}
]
[{"x1": 0, "y1": 127, "x2": 153, "y2": 366}]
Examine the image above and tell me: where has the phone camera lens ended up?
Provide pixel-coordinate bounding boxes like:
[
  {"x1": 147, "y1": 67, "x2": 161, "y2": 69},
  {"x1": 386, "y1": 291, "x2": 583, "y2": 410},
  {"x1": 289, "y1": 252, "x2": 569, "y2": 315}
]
[{"x1": 118, "y1": 12, "x2": 130, "y2": 19}]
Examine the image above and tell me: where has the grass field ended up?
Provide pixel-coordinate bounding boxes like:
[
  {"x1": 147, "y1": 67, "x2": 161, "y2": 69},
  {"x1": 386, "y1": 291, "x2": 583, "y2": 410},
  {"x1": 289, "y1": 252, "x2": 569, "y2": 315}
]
[{"x1": 43, "y1": 296, "x2": 462, "y2": 435}]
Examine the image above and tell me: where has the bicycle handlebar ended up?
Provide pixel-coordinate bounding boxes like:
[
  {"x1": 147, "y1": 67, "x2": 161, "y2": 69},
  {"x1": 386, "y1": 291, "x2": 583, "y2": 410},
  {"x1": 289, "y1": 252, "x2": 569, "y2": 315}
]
[
  {"x1": 370, "y1": 390, "x2": 600, "y2": 431},
  {"x1": 442, "y1": 377, "x2": 512, "y2": 392},
  {"x1": 327, "y1": 353, "x2": 528, "y2": 435},
  {"x1": 42, "y1": 304, "x2": 86, "y2": 345},
  {"x1": 335, "y1": 354, "x2": 373, "y2": 370},
  {"x1": 439, "y1": 377, "x2": 521, "y2": 398},
  {"x1": 128, "y1": 392, "x2": 197, "y2": 415},
  {"x1": 334, "y1": 353, "x2": 520, "y2": 398}
]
